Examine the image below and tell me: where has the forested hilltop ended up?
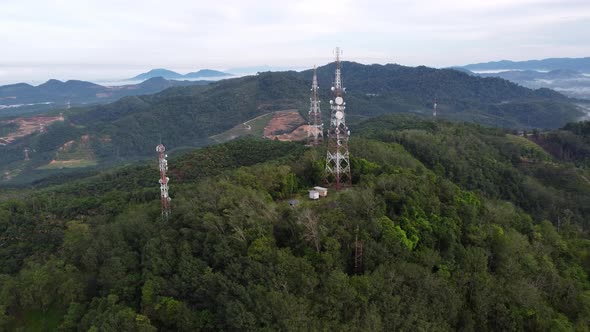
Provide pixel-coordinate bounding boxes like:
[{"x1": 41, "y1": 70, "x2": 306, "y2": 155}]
[
  {"x1": 1, "y1": 61, "x2": 584, "y2": 185},
  {"x1": 1, "y1": 115, "x2": 589, "y2": 331}
]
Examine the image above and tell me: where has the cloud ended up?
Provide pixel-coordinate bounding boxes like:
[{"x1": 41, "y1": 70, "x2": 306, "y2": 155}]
[{"x1": 0, "y1": 0, "x2": 589, "y2": 82}]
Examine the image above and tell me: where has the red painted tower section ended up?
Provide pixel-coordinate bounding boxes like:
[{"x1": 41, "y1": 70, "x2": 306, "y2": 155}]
[{"x1": 156, "y1": 144, "x2": 171, "y2": 219}]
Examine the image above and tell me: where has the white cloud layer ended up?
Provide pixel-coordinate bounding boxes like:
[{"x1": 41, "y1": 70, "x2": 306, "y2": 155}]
[{"x1": 0, "y1": 0, "x2": 589, "y2": 83}]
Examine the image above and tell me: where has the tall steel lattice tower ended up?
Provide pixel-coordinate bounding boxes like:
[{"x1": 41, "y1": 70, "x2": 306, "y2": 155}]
[
  {"x1": 307, "y1": 66, "x2": 323, "y2": 146},
  {"x1": 325, "y1": 47, "x2": 351, "y2": 189},
  {"x1": 156, "y1": 144, "x2": 171, "y2": 219}
]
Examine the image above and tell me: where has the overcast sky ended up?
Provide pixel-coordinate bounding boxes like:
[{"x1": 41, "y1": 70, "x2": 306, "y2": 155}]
[{"x1": 1, "y1": 0, "x2": 589, "y2": 84}]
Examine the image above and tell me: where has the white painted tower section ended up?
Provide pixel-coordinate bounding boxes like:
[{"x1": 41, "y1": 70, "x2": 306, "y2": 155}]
[{"x1": 325, "y1": 47, "x2": 351, "y2": 189}]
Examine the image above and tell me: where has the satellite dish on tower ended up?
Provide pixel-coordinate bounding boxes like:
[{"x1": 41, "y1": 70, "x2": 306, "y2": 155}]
[
  {"x1": 335, "y1": 111, "x2": 344, "y2": 120},
  {"x1": 335, "y1": 97, "x2": 344, "y2": 105}
]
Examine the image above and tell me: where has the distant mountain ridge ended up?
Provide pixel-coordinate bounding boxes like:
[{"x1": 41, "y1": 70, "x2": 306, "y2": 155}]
[
  {"x1": 461, "y1": 57, "x2": 590, "y2": 73},
  {"x1": 0, "y1": 61, "x2": 585, "y2": 185},
  {"x1": 470, "y1": 69, "x2": 585, "y2": 81},
  {"x1": 131, "y1": 69, "x2": 185, "y2": 80},
  {"x1": 459, "y1": 68, "x2": 590, "y2": 99},
  {"x1": 0, "y1": 77, "x2": 210, "y2": 116},
  {"x1": 130, "y1": 68, "x2": 233, "y2": 80}
]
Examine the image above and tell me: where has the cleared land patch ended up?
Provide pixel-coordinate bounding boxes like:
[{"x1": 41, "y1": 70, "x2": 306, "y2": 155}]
[
  {"x1": 211, "y1": 110, "x2": 308, "y2": 143},
  {"x1": 0, "y1": 114, "x2": 64, "y2": 146}
]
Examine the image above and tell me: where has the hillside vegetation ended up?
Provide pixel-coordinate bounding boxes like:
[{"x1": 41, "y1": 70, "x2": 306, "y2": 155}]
[
  {"x1": 0, "y1": 116, "x2": 589, "y2": 331},
  {"x1": 1, "y1": 62, "x2": 584, "y2": 186},
  {"x1": 301, "y1": 62, "x2": 580, "y2": 128}
]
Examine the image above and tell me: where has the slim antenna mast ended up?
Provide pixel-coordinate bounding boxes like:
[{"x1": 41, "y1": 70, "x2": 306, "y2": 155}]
[
  {"x1": 307, "y1": 66, "x2": 323, "y2": 146},
  {"x1": 433, "y1": 97, "x2": 438, "y2": 117}
]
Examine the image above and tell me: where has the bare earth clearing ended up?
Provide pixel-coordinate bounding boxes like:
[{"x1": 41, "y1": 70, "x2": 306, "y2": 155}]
[
  {"x1": 211, "y1": 110, "x2": 308, "y2": 143},
  {"x1": 0, "y1": 115, "x2": 64, "y2": 146},
  {"x1": 263, "y1": 110, "x2": 307, "y2": 141}
]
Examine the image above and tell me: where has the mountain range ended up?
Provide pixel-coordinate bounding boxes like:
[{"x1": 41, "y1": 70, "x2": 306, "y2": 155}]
[
  {"x1": 0, "y1": 61, "x2": 586, "y2": 185},
  {"x1": 0, "y1": 77, "x2": 210, "y2": 117},
  {"x1": 457, "y1": 67, "x2": 590, "y2": 99},
  {"x1": 460, "y1": 57, "x2": 590, "y2": 73},
  {"x1": 476, "y1": 69, "x2": 586, "y2": 81},
  {"x1": 130, "y1": 68, "x2": 233, "y2": 81}
]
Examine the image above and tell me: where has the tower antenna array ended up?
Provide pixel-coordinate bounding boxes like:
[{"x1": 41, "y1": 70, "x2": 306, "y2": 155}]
[
  {"x1": 325, "y1": 47, "x2": 351, "y2": 189},
  {"x1": 307, "y1": 66, "x2": 323, "y2": 146},
  {"x1": 156, "y1": 143, "x2": 171, "y2": 219}
]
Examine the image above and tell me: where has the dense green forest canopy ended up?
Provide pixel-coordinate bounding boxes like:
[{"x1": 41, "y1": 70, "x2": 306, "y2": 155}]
[
  {"x1": 532, "y1": 120, "x2": 590, "y2": 167},
  {"x1": 1, "y1": 62, "x2": 584, "y2": 185},
  {"x1": 1, "y1": 116, "x2": 589, "y2": 331}
]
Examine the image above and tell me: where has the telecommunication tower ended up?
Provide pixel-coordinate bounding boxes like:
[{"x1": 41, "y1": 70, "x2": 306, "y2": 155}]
[
  {"x1": 156, "y1": 144, "x2": 171, "y2": 219},
  {"x1": 433, "y1": 97, "x2": 438, "y2": 117},
  {"x1": 307, "y1": 66, "x2": 323, "y2": 146},
  {"x1": 23, "y1": 148, "x2": 30, "y2": 161},
  {"x1": 325, "y1": 47, "x2": 351, "y2": 189}
]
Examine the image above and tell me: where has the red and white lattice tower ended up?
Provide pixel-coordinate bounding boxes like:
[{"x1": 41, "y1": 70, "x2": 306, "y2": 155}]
[
  {"x1": 156, "y1": 144, "x2": 171, "y2": 219},
  {"x1": 307, "y1": 66, "x2": 323, "y2": 146},
  {"x1": 433, "y1": 97, "x2": 438, "y2": 117},
  {"x1": 325, "y1": 47, "x2": 351, "y2": 189}
]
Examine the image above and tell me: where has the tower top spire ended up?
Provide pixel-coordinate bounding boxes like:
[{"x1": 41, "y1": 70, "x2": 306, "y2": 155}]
[
  {"x1": 334, "y1": 47, "x2": 342, "y2": 63},
  {"x1": 332, "y1": 47, "x2": 344, "y2": 95}
]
